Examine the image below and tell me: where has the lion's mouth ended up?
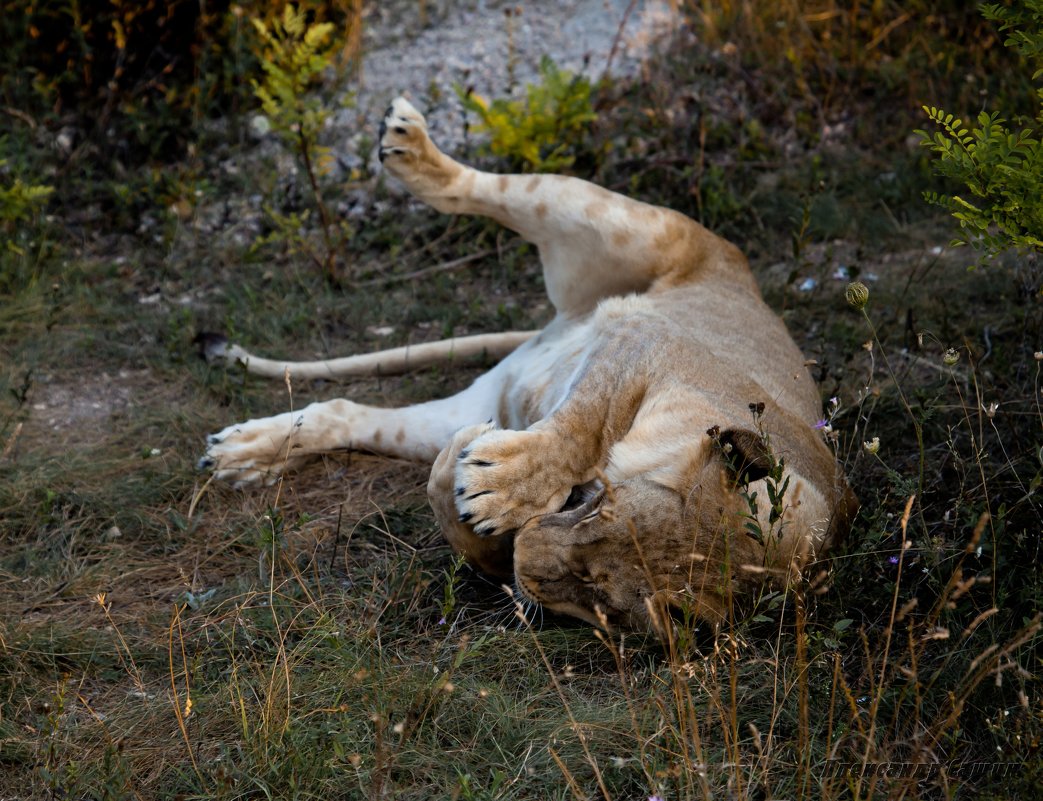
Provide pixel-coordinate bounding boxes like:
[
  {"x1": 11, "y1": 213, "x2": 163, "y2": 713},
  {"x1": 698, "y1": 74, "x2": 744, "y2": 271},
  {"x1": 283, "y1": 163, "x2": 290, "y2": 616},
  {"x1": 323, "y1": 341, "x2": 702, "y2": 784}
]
[{"x1": 513, "y1": 575, "x2": 541, "y2": 606}]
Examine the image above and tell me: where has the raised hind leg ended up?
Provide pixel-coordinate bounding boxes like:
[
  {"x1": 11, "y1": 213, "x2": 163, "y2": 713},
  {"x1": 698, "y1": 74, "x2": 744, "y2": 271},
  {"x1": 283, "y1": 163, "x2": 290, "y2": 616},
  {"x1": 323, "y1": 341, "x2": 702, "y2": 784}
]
[{"x1": 379, "y1": 97, "x2": 753, "y2": 316}]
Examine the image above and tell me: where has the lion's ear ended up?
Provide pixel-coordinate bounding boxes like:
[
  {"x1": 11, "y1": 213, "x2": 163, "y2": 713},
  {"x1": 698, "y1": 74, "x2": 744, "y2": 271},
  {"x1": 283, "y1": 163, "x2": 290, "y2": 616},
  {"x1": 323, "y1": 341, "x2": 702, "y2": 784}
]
[{"x1": 717, "y1": 428, "x2": 773, "y2": 485}]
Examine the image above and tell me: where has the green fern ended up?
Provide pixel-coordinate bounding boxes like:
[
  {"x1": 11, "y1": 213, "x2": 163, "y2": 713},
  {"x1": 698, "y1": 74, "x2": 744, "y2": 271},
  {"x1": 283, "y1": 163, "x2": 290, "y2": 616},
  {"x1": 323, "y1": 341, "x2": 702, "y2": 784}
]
[
  {"x1": 981, "y1": 2, "x2": 1043, "y2": 69},
  {"x1": 249, "y1": 4, "x2": 351, "y2": 282},
  {"x1": 917, "y1": 2, "x2": 1043, "y2": 256},
  {"x1": 251, "y1": 5, "x2": 336, "y2": 153}
]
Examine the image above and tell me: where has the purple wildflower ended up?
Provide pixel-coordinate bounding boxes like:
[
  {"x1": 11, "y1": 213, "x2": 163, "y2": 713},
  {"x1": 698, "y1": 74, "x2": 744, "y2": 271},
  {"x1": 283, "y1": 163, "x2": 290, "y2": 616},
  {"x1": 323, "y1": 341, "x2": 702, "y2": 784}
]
[{"x1": 813, "y1": 419, "x2": 828, "y2": 430}]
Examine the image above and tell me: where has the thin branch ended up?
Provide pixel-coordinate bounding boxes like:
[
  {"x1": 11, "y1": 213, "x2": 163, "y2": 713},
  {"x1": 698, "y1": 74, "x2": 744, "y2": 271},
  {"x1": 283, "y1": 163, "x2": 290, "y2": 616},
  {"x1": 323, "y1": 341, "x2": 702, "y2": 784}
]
[{"x1": 354, "y1": 248, "x2": 499, "y2": 287}]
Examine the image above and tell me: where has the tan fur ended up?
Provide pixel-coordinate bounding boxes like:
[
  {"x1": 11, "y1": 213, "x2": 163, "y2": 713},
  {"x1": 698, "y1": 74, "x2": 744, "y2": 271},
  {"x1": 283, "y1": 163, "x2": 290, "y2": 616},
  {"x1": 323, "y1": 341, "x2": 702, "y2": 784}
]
[{"x1": 201, "y1": 98, "x2": 856, "y2": 630}]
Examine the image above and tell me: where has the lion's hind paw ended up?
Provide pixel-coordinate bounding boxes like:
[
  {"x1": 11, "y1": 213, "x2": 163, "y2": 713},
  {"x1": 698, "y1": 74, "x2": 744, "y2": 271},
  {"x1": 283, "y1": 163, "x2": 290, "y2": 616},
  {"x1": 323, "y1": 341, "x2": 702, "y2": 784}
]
[{"x1": 378, "y1": 97, "x2": 430, "y2": 164}]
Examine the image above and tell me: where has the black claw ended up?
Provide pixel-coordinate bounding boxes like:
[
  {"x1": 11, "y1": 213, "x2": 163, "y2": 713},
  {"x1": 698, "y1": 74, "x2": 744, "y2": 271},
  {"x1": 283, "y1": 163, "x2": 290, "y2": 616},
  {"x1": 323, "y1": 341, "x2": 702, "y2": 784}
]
[
  {"x1": 207, "y1": 434, "x2": 222, "y2": 445},
  {"x1": 466, "y1": 490, "x2": 493, "y2": 500},
  {"x1": 458, "y1": 449, "x2": 470, "y2": 460},
  {"x1": 378, "y1": 147, "x2": 387, "y2": 163},
  {"x1": 378, "y1": 120, "x2": 387, "y2": 140},
  {"x1": 393, "y1": 125, "x2": 407, "y2": 135},
  {"x1": 455, "y1": 486, "x2": 466, "y2": 496},
  {"x1": 470, "y1": 459, "x2": 494, "y2": 467},
  {"x1": 197, "y1": 457, "x2": 215, "y2": 470},
  {"x1": 474, "y1": 525, "x2": 496, "y2": 537},
  {"x1": 458, "y1": 512, "x2": 473, "y2": 523}
]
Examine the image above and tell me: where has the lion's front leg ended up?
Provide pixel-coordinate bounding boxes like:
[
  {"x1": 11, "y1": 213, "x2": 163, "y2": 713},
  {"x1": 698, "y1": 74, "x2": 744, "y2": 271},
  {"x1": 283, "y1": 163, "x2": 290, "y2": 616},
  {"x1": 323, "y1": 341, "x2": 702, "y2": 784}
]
[
  {"x1": 200, "y1": 399, "x2": 402, "y2": 487},
  {"x1": 199, "y1": 408, "x2": 318, "y2": 487},
  {"x1": 452, "y1": 336, "x2": 653, "y2": 535},
  {"x1": 428, "y1": 423, "x2": 515, "y2": 579}
]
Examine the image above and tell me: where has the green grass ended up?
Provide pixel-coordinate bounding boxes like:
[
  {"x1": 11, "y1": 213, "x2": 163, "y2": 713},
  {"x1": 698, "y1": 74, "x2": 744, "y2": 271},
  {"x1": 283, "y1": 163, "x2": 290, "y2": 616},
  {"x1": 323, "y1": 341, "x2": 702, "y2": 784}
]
[{"x1": 2, "y1": 4, "x2": 1041, "y2": 799}]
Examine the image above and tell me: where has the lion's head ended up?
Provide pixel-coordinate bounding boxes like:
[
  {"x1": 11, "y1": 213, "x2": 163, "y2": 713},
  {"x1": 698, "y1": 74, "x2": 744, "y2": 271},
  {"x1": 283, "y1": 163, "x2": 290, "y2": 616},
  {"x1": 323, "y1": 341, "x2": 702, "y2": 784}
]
[{"x1": 512, "y1": 426, "x2": 856, "y2": 630}]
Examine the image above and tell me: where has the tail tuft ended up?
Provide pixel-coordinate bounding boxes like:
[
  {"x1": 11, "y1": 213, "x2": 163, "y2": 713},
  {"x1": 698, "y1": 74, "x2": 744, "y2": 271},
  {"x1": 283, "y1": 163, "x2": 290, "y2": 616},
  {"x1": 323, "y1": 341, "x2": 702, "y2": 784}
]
[{"x1": 193, "y1": 331, "x2": 231, "y2": 364}]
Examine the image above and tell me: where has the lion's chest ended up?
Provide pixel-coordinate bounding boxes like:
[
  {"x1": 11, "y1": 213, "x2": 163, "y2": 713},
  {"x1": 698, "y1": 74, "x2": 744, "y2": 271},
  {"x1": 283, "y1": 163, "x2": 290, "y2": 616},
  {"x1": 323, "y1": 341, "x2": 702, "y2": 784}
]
[{"x1": 494, "y1": 318, "x2": 594, "y2": 429}]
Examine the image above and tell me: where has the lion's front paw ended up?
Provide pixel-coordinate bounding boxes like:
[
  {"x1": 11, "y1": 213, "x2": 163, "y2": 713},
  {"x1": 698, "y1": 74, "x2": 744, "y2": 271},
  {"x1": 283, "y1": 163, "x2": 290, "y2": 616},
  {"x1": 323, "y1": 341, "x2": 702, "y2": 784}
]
[
  {"x1": 454, "y1": 429, "x2": 575, "y2": 537},
  {"x1": 199, "y1": 412, "x2": 311, "y2": 487}
]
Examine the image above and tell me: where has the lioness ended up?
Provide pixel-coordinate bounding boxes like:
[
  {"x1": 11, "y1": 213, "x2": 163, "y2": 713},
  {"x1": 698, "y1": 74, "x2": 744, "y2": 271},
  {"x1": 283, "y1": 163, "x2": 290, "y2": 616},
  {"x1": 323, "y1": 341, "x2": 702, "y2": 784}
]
[{"x1": 201, "y1": 98, "x2": 856, "y2": 630}]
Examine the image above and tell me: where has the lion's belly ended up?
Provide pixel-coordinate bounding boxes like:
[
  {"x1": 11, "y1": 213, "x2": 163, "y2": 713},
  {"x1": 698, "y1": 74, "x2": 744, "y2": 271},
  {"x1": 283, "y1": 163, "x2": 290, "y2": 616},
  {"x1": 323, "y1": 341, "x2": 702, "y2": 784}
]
[{"x1": 492, "y1": 283, "x2": 820, "y2": 433}]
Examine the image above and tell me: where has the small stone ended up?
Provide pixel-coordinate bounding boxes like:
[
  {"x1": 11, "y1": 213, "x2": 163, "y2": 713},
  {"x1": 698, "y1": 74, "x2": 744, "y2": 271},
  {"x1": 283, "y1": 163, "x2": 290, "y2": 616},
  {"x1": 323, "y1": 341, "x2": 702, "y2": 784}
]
[{"x1": 249, "y1": 114, "x2": 272, "y2": 139}]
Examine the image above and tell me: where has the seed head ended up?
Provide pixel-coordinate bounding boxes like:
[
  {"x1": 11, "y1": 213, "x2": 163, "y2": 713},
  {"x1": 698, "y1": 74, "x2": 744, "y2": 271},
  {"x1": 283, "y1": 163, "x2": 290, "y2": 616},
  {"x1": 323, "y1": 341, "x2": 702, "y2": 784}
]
[
  {"x1": 845, "y1": 281, "x2": 869, "y2": 310},
  {"x1": 943, "y1": 348, "x2": 960, "y2": 366},
  {"x1": 863, "y1": 436, "x2": 880, "y2": 455}
]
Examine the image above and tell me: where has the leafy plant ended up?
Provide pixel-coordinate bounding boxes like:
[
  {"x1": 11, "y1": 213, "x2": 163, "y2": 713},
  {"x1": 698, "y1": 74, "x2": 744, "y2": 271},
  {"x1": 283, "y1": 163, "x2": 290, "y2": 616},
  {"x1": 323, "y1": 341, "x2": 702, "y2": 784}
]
[
  {"x1": 917, "y1": 1, "x2": 1043, "y2": 256},
  {"x1": 710, "y1": 406, "x2": 792, "y2": 550},
  {"x1": 251, "y1": 2, "x2": 353, "y2": 283},
  {"x1": 457, "y1": 56, "x2": 598, "y2": 173}
]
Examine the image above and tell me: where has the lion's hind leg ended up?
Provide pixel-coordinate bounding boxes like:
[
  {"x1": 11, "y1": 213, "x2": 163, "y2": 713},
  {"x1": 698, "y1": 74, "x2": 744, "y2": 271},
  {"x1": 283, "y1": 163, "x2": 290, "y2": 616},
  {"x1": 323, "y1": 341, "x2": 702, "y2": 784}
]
[
  {"x1": 200, "y1": 365, "x2": 508, "y2": 486},
  {"x1": 378, "y1": 98, "x2": 752, "y2": 317}
]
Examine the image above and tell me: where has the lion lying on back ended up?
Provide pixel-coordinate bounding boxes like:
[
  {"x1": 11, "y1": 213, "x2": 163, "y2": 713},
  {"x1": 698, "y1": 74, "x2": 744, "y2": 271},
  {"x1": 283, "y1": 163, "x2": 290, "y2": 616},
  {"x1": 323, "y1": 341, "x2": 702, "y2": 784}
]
[{"x1": 200, "y1": 98, "x2": 857, "y2": 631}]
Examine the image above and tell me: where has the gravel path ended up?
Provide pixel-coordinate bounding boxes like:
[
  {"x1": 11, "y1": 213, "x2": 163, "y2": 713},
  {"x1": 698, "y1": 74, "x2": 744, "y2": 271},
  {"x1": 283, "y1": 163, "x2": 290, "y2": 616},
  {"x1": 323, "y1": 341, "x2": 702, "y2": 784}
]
[{"x1": 335, "y1": 0, "x2": 680, "y2": 165}]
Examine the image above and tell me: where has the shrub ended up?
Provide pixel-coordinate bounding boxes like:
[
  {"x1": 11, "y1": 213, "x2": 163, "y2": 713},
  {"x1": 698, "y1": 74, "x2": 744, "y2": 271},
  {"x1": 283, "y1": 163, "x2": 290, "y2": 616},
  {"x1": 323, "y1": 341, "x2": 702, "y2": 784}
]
[
  {"x1": 250, "y1": 2, "x2": 352, "y2": 282},
  {"x1": 457, "y1": 56, "x2": 598, "y2": 173},
  {"x1": 695, "y1": 0, "x2": 1030, "y2": 140},
  {"x1": 0, "y1": 0, "x2": 359, "y2": 161},
  {"x1": 918, "y1": 1, "x2": 1043, "y2": 256},
  {"x1": 0, "y1": 159, "x2": 52, "y2": 255},
  {"x1": 0, "y1": 0, "x2": 245, "y2": 157}
]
